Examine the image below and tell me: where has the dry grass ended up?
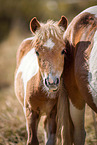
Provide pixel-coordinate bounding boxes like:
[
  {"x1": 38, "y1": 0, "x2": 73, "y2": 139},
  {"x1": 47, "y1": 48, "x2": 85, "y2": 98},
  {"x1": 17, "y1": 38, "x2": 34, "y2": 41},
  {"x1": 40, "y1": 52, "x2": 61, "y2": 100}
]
[{"x1": 0, "y1": 26, "x2": 97, "y2": 145}]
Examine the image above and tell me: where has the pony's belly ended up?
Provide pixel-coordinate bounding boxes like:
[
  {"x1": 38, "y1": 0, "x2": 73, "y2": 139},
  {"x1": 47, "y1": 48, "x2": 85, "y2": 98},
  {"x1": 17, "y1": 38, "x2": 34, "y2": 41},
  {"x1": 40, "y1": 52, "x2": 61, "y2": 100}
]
[{"x1": 88, "y1": 30, "x2": 97, "y2": 107}]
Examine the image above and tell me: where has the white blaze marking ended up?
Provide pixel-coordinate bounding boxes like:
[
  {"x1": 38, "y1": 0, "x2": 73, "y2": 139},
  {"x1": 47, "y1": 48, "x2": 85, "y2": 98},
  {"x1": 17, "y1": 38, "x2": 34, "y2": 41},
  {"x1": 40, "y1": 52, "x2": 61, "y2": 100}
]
[
  {"x1": 15, "y1": 48, "x2": 39, "y2": 107},
  {"x1": 83, "y1": 6, "x2": 97, "y2": 17},
  {"x1": 88, "y1": 30, "x2": 97, "y2": 107},
  {"x1": 43, "y1": 38, "x2": 55, "y2": 49}
]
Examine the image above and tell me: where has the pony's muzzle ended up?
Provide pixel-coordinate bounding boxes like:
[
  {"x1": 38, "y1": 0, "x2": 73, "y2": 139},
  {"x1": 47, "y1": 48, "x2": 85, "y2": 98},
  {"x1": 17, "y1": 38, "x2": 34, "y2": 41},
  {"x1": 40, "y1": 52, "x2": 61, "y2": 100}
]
[{"x1": 45, "y1": 76, "x2": 60, "y2": 92}]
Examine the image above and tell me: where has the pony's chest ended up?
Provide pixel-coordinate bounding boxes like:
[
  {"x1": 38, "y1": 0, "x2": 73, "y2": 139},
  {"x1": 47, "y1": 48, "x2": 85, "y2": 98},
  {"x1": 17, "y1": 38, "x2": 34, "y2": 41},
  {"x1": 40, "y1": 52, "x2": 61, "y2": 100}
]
[
  {"x1": 28, "y1": 93, "x2": 57, "y2": 115},
  {"x1": 25, "y1": 77, "x2": 58, "y2": 115}
]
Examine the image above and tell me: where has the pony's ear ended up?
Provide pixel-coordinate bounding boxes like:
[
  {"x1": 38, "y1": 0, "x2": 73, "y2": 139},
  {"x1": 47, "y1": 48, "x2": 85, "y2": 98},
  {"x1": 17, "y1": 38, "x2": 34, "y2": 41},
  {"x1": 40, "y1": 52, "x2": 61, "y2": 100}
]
[
  {"x1": 30, "y1": 17, "x2": 40, "y2": 33},
  {"x1": 58, "y1": 16, "x2": 68, "y2": 30}
]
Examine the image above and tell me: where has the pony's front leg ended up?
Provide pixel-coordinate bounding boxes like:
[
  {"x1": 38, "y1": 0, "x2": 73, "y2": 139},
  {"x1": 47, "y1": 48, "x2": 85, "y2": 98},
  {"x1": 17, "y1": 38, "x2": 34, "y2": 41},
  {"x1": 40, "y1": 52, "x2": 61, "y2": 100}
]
[
  {"x1": 69, "y1": 100, "x2": 86, "y2": 145},
  {"x1": 24, "y1": 106, "x2": 40, "y2": 145},
  {"x1": 44, "y1": 105, "x2": 57, "y2": 145}
]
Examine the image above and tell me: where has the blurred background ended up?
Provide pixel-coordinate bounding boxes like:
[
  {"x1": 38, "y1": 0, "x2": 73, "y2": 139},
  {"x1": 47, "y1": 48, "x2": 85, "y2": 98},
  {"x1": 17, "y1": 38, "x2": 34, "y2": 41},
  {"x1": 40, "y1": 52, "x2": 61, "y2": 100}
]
[{"x1": 0, "y1": 0, "x2": 97, "y2": 144}]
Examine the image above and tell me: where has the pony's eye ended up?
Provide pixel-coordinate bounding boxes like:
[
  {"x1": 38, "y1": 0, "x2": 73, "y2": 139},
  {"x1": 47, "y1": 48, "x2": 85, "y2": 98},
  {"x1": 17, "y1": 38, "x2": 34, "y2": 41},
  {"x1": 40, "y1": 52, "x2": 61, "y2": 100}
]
[
  {"x1": 61, "y1": 49, "x2": 65, "y2": 55},
  {"x1": 36, "y1": 51, "x2": 39, "y2": 56}
]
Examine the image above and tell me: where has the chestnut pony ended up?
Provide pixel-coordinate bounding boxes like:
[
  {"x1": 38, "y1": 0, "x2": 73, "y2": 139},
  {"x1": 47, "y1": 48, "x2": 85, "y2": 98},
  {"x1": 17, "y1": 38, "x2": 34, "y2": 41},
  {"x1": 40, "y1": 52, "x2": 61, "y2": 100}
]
[
  {"x1": 63, "y1": 6, "x2": 97, "y2": 145},
  {"x1": 14, "y1": 16, "x2": 72, "y2": 145}
]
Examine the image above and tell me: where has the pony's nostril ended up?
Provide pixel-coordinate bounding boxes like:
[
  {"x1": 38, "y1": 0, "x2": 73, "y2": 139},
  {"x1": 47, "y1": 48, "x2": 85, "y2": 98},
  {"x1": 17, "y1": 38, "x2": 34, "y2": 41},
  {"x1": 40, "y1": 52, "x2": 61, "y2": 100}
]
[
  {"x1": 45, "y1": 78, "x2": 49, "y2": 87},
  {"x1": 45, "y1": 77, "x2": 59, "y2": 88},
  {"x1": 55, "y1": 78, "x2": 59, "y2": 85}
]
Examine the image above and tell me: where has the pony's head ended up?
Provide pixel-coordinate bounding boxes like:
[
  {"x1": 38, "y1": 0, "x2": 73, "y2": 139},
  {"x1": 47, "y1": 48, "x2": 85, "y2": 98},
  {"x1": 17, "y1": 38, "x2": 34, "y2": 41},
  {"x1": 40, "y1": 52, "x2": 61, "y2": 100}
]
[{"x1": 30, "y1": 16, "x2": 68, "y2": 93}]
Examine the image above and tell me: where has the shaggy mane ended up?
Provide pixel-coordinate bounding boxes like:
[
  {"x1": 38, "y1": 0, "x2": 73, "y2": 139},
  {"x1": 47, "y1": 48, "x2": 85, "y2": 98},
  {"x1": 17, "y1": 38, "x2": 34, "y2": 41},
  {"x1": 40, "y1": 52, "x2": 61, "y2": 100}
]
[{"x1": 32, "y1": 20, "x2": 64, "y2": 46}]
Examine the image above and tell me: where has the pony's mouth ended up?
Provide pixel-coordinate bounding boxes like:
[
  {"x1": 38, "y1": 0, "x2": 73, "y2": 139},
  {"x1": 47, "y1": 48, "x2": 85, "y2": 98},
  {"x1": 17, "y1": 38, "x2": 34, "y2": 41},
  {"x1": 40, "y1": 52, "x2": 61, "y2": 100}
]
[
  {"x1": 49, "y1": 87, "x2": 58, "y2": 92},
  {"x1": 43, "y1": 76, "x2": 60, "y2": 93},
  {"x1": 47, "y1": 86, "x2": 59, "y2": 93}
]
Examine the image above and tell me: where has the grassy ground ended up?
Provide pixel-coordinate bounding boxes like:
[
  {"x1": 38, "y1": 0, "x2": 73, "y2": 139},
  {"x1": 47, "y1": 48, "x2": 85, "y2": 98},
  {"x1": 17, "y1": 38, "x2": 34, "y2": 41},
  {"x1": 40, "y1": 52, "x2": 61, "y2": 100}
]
[{"x1": 0, "y1": 26, "x2": 97, "y2": 145}]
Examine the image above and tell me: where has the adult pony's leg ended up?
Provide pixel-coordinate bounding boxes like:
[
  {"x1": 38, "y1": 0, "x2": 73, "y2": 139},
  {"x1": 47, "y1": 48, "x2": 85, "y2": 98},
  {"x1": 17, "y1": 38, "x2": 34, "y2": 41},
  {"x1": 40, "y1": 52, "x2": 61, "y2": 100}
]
[
  {"x1": 69, "y1": 100, "x2": 86, "y2": 145},
  {"x1": 44, "y1": 105, "x2": 57, "y2": 145},
  {"x1": 24, "y1": 106, "x2": 40, "y2": 145},
  {"x1": 56, "y1": 82, "x2": 73, "y2": 145}
]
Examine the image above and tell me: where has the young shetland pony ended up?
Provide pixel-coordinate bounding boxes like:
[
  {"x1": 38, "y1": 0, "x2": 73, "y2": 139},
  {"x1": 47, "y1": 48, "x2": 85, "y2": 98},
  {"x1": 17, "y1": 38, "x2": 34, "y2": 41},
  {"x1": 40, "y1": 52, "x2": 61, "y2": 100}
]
[
  {"x1": 14, "y1": 16, "x2": 72, "y2": 145},
  {"x1": 63, "y1": 6, "x2": 97, "y2": 145}
]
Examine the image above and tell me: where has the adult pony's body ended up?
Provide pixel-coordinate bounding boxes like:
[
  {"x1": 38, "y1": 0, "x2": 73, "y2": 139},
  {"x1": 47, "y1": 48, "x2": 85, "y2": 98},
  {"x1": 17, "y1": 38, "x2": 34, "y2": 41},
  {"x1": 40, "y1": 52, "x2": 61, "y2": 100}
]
[
  {"x1": 14, "y1": 17, "x2": 72, "y2": 145},
  {"x1": 63, "y1": 6, "x2": 97, "y2": 145}
]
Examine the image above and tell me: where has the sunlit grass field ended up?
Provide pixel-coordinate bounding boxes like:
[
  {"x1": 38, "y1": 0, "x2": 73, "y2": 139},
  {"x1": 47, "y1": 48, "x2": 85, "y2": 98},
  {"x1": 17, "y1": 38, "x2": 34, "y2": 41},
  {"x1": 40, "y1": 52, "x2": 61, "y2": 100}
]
[{"x1": 0, "y1": 26, "x2": 97, "y2": 145}]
